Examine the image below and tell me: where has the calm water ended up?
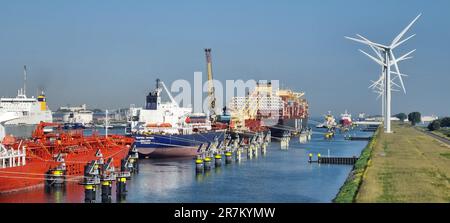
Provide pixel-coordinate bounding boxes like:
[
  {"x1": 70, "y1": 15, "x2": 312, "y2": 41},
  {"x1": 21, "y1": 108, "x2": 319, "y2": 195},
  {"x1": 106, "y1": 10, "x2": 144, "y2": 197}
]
[{"x1": 0, "y1": 125, "x2": 372, "y2": 203}]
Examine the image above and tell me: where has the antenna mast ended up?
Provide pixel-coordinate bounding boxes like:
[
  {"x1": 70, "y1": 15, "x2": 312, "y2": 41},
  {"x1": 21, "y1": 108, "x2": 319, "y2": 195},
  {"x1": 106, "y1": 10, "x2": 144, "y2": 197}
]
[{"x1": 23, "y1": 65, "x2": 27, "y2": 96}]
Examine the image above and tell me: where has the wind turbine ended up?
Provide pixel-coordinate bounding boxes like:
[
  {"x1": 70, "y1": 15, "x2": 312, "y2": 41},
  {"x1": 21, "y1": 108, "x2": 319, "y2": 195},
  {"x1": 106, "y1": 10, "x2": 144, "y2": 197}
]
[
  {"x1": 346, "y1": 14, "x2": 421, "y2": 133},
  {"x1": 370, "y1": 74, "x2": 385, "y2": 117}
]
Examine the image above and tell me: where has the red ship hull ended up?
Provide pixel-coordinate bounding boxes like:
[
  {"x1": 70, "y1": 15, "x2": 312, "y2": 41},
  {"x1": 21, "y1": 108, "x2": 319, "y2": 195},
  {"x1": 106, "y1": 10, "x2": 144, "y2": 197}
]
[{"x1": 0, "y1": 123, "x2": 134, "y2": 194}]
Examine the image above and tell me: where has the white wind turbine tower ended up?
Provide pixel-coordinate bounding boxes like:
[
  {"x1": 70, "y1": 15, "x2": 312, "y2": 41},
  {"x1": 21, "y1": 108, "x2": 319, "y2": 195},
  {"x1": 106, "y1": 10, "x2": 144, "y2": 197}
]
[{"x1": 346, "y1": 14, "x2": 421, "y2": 133}]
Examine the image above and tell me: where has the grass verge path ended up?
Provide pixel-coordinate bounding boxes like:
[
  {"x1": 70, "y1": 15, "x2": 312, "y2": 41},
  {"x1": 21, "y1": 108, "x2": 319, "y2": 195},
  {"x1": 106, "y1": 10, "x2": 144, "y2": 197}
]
[{"x1": 356, "y1": 123, "x2": 450, "y2": 202}]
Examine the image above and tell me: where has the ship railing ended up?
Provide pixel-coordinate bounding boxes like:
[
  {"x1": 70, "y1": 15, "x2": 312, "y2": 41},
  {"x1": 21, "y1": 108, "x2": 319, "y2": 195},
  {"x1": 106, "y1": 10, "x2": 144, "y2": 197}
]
[{"x1": 0, "y1": 146, "x2": 26, "y2": 169}]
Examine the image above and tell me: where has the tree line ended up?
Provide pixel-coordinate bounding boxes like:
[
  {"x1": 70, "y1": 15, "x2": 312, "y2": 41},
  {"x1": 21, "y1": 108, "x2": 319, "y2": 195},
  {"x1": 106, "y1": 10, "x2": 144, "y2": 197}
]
[
  {"x1": 427, "y1": 117, "x2": 450, "y2": 131},
  {"x1": 394, "y1": 112, "x2": 421, "y2": 125}
]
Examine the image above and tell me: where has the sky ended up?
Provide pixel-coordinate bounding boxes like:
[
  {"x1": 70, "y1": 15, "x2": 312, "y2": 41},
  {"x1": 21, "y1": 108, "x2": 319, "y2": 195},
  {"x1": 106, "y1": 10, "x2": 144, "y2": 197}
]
[{"x1": 0, "y1": 0, "x2": 449, "y2": 117}]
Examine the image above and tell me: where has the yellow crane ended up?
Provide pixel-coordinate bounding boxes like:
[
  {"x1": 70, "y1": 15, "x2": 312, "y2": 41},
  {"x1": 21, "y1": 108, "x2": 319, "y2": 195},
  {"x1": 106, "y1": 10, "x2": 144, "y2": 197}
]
[{"x1": 205, "y1": 48, "x2": 217, "y2": 121}]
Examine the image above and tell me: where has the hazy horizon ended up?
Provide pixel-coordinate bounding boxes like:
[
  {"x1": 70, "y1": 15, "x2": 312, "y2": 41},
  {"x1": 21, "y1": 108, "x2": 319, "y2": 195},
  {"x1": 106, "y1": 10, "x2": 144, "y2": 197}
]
[{"x1": 1, "y1": 0, "x2": 449, "y2": 117}]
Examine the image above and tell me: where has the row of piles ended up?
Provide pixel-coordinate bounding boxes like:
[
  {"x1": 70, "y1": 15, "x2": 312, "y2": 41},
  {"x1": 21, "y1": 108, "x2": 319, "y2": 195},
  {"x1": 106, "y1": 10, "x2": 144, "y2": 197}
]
[
  {"x1": 81, "y1": 146, "x2": 140, "y2": 203},
  {"x1": 194, "y1": 131, "x2": 271, "y2": 173},
  {"x1": 44, "y1": 145, "x2": 140, "y2": 203}
]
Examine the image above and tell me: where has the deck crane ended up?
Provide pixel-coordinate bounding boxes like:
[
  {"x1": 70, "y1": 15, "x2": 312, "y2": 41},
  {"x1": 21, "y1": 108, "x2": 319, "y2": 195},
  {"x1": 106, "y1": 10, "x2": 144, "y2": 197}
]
[{"x1": 205, "y1": 48, "x2": 217, "y2": 121}]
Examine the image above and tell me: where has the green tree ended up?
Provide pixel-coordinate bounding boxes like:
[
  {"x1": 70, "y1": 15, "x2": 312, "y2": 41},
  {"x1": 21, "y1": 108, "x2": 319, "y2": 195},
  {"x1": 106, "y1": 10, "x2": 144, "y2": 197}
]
[
  {"x1": 428, "y1": 120, "x2": 441, "y2": 131},
  {"x1": 408, "y1": 112, "x2": 421, "y2": 126},
  {"x1": 440, "y1": 117, "x2": 450, "y2": 127},
  {"x1": 395, "y1": 113, "x2": 407, "y2": 122}
]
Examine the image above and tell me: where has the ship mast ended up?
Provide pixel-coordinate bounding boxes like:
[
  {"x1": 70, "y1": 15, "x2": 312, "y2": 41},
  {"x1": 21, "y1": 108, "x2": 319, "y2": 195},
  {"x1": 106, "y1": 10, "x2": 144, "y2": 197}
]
[{"x1": 23, "y1": 65, "x2": 27, "y2": 96}]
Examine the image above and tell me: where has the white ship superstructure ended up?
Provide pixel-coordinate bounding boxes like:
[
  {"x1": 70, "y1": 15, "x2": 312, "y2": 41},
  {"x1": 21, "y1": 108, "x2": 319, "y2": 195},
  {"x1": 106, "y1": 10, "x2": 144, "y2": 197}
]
[
  {"x1": 229, "y1": 82, "x2": 284, "y2": 129},
  {"x1": 58, "y1": 104, "x2": 93, "y2": 125},
  {"x1": 129, "y1": 79, "x2": 195, "y2": 134},
  {"x1": 229, "y1": 82, "x2": 283, "y2": 115},
  {"x1": 0, "y1": 89, "x2": 52, "y2": 125}
]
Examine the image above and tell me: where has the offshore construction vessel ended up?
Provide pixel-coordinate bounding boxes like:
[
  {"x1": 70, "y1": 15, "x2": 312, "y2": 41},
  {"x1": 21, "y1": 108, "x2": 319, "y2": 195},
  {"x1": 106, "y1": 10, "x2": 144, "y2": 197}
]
[
  {"x1": 0, "y1": 120, "x2": 134, "y2": 194},
  {"x1": 229, "y1": 82, "x2": 309, "y2": 139}
]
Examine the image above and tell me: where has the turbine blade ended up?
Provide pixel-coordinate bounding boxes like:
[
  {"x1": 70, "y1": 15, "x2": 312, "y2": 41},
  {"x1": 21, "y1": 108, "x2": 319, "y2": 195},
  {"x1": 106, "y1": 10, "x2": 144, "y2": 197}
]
[
  {"x1": 390, "y1": 80, "x2": 401, "y2": 89},
  {"x1": 391, "y1": 13, "x2": 422, "y2": 47},
  {"x1": 376, "y1": 93, "x2": 383, "y2": 100},
  {"x1": 345, "y1": 36, "x2": 388, "y2": 49},
  {"x1": 369, "y1": 74, "x2": 385, "y2": 89},
  {"x1": 395, "y1": 56, "x2": 413, "y2": 63},
  {"x1": 390, "y1": 51, "x2": 407, "y2": 94},
  {"x1": 391, "y1": 71, "x2": 408, "y2": 77},
  {"x1": 392, "y1": 34, "x2": 416, "y2": 49},
  {"x1": 369, "y1": 81, "x2": 379, "y2": 89},
  {"x1": 395, "y1": 49, "x2": 416, "y2": 63},
  {"x1": 359, "y1": 49, "x2": 385, "y2": 66},
  {"x1": 356, "y1": 34, "x2": 384, "y2": 59}
]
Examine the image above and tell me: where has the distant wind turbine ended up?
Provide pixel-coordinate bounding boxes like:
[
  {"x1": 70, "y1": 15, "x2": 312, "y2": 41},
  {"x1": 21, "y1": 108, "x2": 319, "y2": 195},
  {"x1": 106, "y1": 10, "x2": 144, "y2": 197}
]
[{"x1": 346, "y1": 13, "x2": 421, "y2": 133}]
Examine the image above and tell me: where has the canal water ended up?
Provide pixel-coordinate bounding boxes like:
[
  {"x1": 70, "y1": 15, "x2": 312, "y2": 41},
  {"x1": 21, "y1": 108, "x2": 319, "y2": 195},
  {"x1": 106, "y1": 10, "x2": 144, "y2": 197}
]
[{"x1": 0, "y1": 124, "x2": 373, "y2": 203}]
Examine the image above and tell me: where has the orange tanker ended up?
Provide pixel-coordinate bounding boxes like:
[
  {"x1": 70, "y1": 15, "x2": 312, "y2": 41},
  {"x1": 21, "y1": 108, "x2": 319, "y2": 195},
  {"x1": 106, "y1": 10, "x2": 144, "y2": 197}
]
[{"x1": 0, "y1": 122, "x2": 134, "y2": 194}]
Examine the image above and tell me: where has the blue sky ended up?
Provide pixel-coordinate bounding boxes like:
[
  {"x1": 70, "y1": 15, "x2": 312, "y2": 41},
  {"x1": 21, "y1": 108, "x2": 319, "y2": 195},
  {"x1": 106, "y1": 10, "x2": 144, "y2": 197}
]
[{"x1": 0, "y1": 0, "x2": 449, "y2": 116}]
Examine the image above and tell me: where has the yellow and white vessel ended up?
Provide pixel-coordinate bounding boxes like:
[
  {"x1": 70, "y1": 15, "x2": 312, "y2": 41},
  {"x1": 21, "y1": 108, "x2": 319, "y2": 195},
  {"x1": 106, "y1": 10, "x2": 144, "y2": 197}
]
[{"x1": 0, "y1": 66, "x2": 52, "y2": 125}]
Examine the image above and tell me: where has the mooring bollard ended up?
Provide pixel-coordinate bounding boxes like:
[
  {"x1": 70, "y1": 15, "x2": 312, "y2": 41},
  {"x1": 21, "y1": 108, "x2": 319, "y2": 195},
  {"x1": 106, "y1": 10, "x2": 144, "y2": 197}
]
[
  {"x1": 280, "y1": 137, "x2": 289, "y2": 150},
  {"x1": 299, "y1": 134, "x2": 308, "y2": 144},
  {"x1": 84, "y1": 184, "x2": 96, "y2": 203},
  {"x1": 235, "y1": 149, "x2": 241, "y2": 162},
  {"x1": 46, "y1": 168, "x2": 66, "y2": 187},
  {"x1": 195, "y1": 158, "x2": 204, "y2": 173},
  {"x1": 101, "y1": 180, "x2": 112, "y2": 203},
  {"x1": 247, "y1": 146, "x2": 253, "y2": 159},
  {"x1": 265, "y1": 131, "x2": 272, "y2": 143},
  {"x1": 253, "y1": 144, "x2": 258, "y2": 157},
  {"x1": 116, "y1": 176, "x2": 127, "y2": 197},
  {"x1": 225, "y1": 152, "x2": 232, "y2": 164},
  {"x1": 204, "y1": 157, "x2": 212, "y2": 171},
  {"x1": 82, "y1": 161, "x2": 100, "y2": 203},
  {"x1": 214, "y1": 154, "x2": 222, "y2": 167}
]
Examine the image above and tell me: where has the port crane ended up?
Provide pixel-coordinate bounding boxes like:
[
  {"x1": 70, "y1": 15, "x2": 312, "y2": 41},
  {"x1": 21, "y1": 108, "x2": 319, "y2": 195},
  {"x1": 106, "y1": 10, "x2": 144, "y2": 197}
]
[{"x1": 205, "y1": 48, "x2": 217, "y2": 121}]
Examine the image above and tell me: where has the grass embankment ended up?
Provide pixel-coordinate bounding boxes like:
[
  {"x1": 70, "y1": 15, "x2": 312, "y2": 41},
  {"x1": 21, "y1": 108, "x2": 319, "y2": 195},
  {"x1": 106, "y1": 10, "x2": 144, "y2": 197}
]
[
  {"x1": 432, "y1": 129, "x2": 450, "y2": 140},
  {"x1": 333, "y1": 128, "x2": 380, "y2": 203},
  {"x1": 356, "y1": 123, "x2": 450, "y2": 202}
]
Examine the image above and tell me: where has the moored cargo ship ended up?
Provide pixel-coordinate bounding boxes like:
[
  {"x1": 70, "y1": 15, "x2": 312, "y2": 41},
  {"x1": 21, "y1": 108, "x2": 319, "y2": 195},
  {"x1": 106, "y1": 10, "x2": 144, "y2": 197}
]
[
  {"x1": 127, "y1": 79, "x2": 225, "y2": 158},
  {"x1": 269, "y1": 89, "x2": 309, "y2": 138},
  {"x1": 229, "y1": 82, "x2": 309, "y2": 139}
]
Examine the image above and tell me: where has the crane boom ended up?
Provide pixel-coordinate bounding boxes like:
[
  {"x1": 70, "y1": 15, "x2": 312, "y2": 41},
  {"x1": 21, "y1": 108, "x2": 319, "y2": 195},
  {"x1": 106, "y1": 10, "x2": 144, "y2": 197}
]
[{"x1": 205, "y1": 48, "x2": 217, "y2": 120}]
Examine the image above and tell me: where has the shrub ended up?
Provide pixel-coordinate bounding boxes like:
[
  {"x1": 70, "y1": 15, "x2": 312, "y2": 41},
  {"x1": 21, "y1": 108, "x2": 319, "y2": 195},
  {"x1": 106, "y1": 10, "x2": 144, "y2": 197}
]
[
  {"x1": 428, "y1": 120, "x2": 441, "y2": 131},
  {"x1": 394, "y1": 113, "x2": 407, "y2": 122},
  {"x1": 440, "y1": 117, "x2": 450, "y2": 127}
]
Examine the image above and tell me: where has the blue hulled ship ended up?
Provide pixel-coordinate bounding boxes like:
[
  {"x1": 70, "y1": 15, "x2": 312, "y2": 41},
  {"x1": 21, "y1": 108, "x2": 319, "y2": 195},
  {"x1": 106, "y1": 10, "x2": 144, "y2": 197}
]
[{"x1": 127, "y1": 79, "x2": 226, "y2": 158}]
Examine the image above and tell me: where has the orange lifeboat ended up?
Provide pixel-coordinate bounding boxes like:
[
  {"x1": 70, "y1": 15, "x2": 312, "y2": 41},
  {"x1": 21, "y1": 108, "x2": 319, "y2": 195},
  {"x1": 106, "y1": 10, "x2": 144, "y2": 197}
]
[{"x1": 146, "y1": 123, "x2": 172, "y2": 128}]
